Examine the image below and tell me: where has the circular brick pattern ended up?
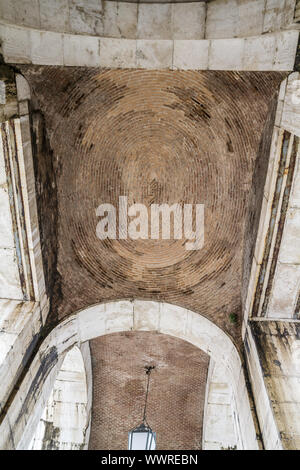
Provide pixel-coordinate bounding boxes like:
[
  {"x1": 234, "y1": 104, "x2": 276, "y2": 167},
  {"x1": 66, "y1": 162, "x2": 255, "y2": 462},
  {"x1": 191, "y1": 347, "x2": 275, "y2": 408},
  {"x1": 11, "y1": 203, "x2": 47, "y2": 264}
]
[{"x1": 21, "y1": 66, "x2": 285, "y2": 339}]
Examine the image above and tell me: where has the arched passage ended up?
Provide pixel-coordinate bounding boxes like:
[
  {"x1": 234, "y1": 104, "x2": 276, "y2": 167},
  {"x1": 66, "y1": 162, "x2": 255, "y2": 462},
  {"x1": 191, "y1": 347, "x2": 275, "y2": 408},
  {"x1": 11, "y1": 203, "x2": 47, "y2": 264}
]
[
  {"x1": 88, "y1": 330, "x2": 210, "y2": 450},
  {"x1": 0, "y1": 300, "x2": 259, "y2": 450},
  {"x1": 29, "y1": 345, "x2": 91, "y2": 450}
]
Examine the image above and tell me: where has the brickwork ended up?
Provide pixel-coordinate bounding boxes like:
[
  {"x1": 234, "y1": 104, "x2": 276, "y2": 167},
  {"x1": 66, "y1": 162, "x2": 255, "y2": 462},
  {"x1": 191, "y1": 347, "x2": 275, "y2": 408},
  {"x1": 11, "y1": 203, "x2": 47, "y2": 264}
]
[
  {"x1": 88, "y1": 331, "x2": 209, "y2": 450},
  {"x1": 21, "y1": 67, "x2": 285, "y2": 341}
]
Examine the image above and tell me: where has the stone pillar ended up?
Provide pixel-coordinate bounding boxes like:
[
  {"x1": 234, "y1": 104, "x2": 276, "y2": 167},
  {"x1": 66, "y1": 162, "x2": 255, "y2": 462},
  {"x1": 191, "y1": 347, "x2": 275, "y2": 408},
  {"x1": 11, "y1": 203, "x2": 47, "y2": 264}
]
[{"x1": 245, "y1": 320, "x2": 300, "y2": 449}]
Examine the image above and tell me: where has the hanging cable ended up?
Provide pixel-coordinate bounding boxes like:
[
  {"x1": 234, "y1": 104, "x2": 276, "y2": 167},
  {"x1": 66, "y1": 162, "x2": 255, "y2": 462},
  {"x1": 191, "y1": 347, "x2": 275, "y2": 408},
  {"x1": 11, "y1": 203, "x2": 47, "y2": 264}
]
[{"x1": 142, "y1": 365, "x2": 155, "y2": 426}]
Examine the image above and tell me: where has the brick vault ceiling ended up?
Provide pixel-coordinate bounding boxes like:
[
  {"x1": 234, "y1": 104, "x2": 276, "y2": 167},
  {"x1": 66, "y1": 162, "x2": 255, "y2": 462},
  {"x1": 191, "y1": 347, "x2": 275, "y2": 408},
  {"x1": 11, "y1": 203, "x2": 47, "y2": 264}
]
[
  {"x1": 88, "y1": 331, "x2": 209, "y2": 450},
  {"x1": 21, "y1": 67, "x2": 285, "y2": 343}
]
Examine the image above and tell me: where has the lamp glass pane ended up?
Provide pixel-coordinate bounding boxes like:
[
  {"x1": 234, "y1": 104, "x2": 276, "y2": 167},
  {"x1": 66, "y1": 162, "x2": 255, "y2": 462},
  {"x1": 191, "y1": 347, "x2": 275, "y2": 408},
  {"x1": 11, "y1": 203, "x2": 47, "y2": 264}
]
[
  {"x1": 128, "y1": 429, "x2": 156, "y2": 450},
  {"x1": 149, "y1": 432, "x2": 156, "y2": 450},
  {"x1": 132, "y1": 431, "x2": 149, "y2": 450}
]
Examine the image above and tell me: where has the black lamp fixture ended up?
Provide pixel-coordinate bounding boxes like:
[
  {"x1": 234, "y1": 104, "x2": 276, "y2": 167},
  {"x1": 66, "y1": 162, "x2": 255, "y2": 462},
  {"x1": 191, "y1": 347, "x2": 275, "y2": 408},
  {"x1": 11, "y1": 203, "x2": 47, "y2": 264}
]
[{"x1": 128, "y1": 365, "x2": 156, "y2": 450}]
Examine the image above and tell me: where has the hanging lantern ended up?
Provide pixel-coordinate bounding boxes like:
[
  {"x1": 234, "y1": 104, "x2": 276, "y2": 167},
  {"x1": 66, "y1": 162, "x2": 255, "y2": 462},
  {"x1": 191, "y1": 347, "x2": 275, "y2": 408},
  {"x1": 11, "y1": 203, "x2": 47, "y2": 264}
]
[
  {"x1": 128, "y1": 366, "x2": 156, "y2": 450},
  {"x1": 128, "y1": 422, "x2": 156, "y2": 450}
]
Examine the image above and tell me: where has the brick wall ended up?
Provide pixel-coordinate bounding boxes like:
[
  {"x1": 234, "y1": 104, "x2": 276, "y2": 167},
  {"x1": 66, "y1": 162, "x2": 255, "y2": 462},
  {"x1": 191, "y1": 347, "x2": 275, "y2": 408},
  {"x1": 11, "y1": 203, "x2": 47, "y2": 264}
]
[{"x1": 88, "y1": 331, "x2": 209, "y2": 450}]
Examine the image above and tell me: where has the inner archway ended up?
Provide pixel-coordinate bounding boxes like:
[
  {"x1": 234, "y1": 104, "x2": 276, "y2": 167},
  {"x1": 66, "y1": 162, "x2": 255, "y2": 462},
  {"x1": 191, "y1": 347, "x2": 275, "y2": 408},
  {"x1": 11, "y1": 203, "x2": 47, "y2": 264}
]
[{"x1": 1, "y1": 300, "x2": 259, "y2": 450}]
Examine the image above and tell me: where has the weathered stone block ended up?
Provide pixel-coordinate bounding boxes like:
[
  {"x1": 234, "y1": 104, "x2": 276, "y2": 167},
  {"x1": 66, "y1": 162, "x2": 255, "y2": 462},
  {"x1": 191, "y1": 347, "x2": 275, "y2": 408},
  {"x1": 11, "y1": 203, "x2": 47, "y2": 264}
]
[
  {"x1": 137, "y1": 3, "x2": 172, "y2": 39},
  {"x1": 15, "y1": 74, "x2": 31, "y2": 101},
  {"x1": 0, "y1": 25, "x2": 31, "y2": 64},
  {"x1": 173, "y1": 40, "x2": 209, "y2": 70},
  {"x1": 206, "y1": 0, "x2": 238, "y2": 39},
  {"x1": 133, "y1": 299, "x2": 160, "y2": 331},
  {"x1": 273, "y1": 31, "x2": 299, "y2": 71},
  {"x1": 69, "y1": 0, "x2": 104, "y2": 36},
  {"x1": 172, "y1": 3, "x2": 206, "y2": 40},
  {"x1": 237, "y1": 0, "x2": 264, "y2": 37},
  {"x1": 279, "y1": 208, "x2": 300, "y2": 264},
  {"x1": 14, "y1": 0, "x2": 40, "y2": 29},
  {"x1": 63, "y1": 34, "x2": 100, "y2": 67},
  {"x1": 263, "y1": 0, "x2": 286, "y2": 33},
  {"x1": 0, "y1": 248, "x2": 23, "y2": 299},
  {"x1": 136, "y1": 39, "x2": 173, "y2": 69},
  {"x1": 31, "y1": 30, "x2": 64, "y2": 65},
  {"x1": 99, "y1": 38, "x2": 136, "y2": 68},
  {"x1": 0, "y1": 187, "x2": 15, "y2": 248},
  {"x1": 209, "y1": 38, "x2": 244, "y2": 70},
  {"x1": 243, "y1": 34, "x2": 275, "y2": 71},
  {"x1": 103, "y1": 1, "x2": 138, "y2": 39},
  {"x1": 40, "y1": 0, "x2": 70, "y2": 33},
  {"x1": 267, "y1": 263, "x2": 300, "y2": 318}
]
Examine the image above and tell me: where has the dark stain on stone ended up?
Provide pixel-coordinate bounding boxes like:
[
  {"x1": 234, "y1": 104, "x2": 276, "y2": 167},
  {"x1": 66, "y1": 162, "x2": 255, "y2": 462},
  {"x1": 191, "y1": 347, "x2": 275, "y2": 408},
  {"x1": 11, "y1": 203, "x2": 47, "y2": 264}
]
[
  {"x1": 31, "y1": 110, "x2": 58, "y2": 304},
  {"x1": 294, "y1": 33, "x2": 300, "y2": 72},
  {"x1": 41, "y1": 420, "x2": 60, "y2": 450},
  {"x1": 295, "y1": 324, "x2": 300, "y2": 340},
  {"x1": 16, "y1": 346, "x2": 58, "y2": 425},
  {"x1": 21, "y1": 332, "x2": 40, "y2": 370},
  {"x1": 250, "y1": 321, "x2": 270, "y2": 377},
  {"x1": 242, "y1": 94, "x2": 278, "y2": 313},
  {"x1": 242, "y1": 337, "x2": 264, "y2": 449},
  {"x1": 294, "y1": 292, "x2": 300, "y2": 319},
  {"x1": 244, "y1": 329, "x2": 250, "y2": 355}
]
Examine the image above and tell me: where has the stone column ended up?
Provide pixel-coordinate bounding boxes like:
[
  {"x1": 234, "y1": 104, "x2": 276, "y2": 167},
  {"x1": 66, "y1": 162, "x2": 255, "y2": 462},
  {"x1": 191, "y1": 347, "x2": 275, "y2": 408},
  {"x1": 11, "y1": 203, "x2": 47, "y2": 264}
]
[{"x1": 245, "y1": 320, "x2": 300, "y2": 449}]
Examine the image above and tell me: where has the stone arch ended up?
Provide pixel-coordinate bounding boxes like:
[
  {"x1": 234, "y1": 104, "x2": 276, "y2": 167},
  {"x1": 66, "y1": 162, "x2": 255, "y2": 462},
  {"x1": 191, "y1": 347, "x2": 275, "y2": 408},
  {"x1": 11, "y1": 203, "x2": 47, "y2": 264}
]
[
  {"x1": 0, "y1": 0, "x2": 297, "y2": 40},
  {"x1": 0, "y1": 300, "x2": 259, "y2": 450},
  {"x1": 28, "y1": 345, "x2": 91, "y2": 450},
  {"x1": 202, "y1": 359, "x2": 242, "y2": 450},
  {"x1": 0, "y1": 0, "x2": 298, "y2": 70},
  {"x1": 0, "y1": 22, "x2": 297, "y2": 70}
]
